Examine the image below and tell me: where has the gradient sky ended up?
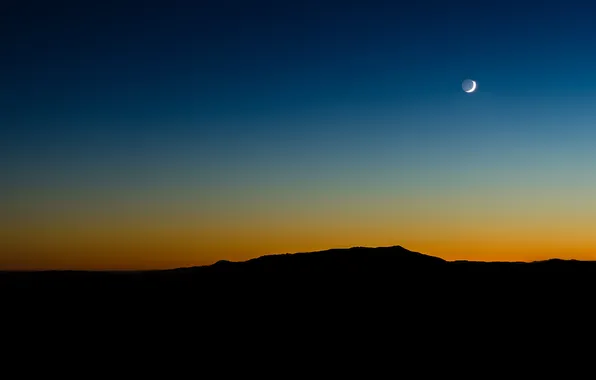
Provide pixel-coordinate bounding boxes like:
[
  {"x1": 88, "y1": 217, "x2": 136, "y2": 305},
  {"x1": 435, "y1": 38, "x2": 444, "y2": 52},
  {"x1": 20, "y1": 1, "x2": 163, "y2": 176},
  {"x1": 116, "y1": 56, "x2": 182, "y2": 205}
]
[{"x1": 3, "y1": 0, "x2": 596, "y2": 270}]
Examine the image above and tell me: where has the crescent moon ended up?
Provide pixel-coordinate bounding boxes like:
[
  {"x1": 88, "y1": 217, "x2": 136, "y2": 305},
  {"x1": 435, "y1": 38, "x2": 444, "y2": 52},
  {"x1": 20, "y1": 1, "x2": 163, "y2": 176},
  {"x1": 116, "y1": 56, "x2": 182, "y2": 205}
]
[{"x1": 465, "y1": 80, "x2": 477, "y2": 93}]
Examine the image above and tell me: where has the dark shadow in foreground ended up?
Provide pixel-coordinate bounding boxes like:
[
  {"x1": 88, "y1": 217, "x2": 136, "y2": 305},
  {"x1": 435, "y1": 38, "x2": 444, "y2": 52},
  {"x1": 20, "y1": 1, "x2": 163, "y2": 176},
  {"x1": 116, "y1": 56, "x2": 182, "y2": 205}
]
[{"x1": 3, "y1": 246, "x2": 594, "y2": 295}]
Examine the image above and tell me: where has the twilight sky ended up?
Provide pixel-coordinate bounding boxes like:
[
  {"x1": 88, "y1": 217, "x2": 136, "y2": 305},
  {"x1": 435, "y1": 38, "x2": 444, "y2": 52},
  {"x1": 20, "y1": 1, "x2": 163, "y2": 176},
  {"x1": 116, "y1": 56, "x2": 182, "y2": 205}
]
[{"x1": 3, "y1": 0, "x2": 596, "y2": 269}]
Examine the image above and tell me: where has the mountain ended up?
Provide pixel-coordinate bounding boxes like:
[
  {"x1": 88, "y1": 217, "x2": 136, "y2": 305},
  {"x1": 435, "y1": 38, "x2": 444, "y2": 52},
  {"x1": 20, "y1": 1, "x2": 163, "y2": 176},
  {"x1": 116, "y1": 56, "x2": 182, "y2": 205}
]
[
  {"x1": 3, "y1": 245, "x2": 594, "y2": 348},
  {"x1": 181, "y1": 245, "x2": 447, "y2": 274},
  {"x1": 3, "y1": 245, "x2": 596, "y2": 298}
]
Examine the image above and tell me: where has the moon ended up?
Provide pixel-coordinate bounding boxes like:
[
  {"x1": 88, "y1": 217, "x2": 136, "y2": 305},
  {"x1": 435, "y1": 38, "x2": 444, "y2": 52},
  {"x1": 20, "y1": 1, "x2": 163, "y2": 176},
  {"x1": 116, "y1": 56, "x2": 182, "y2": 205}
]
[{"x1": 462, "y1": 79, "x2": 477, "y2": 93}]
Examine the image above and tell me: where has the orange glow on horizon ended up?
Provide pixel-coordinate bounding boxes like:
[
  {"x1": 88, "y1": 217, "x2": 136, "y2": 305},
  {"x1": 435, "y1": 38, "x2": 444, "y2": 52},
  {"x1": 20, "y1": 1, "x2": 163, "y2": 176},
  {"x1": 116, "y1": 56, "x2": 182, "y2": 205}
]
[
  {"x1": 4, "y1": 175, "x2": 596, "y2": 270},
  {"x1": 3, "y1": 225, "x2": 596, "y2": 270}
]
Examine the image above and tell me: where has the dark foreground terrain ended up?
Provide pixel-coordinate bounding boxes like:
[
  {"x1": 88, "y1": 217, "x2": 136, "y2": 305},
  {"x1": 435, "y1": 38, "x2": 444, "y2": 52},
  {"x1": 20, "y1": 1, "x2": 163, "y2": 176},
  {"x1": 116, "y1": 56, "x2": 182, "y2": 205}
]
[
  {"x1": 3, "y1": 245, "x2": 595, "y2": 305},
  {"x1": 3, "y1": 245, "x2": 594, "y2": 284},
  {"x1": 2, "y1": 246, "x2": 594, "y2": 367}
]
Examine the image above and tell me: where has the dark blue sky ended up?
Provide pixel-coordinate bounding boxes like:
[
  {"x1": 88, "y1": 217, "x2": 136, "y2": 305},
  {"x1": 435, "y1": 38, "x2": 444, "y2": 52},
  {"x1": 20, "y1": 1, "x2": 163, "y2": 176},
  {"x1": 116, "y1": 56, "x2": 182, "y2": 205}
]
[
  {"x1": 4, "y1": 0, "x2": 596, "y2": 268},
  {"x1": 5, "y1": 0, "x2": 595, "y2": 176},
  {"x1": 5, "y1": 0, "x2": 595, "y2": 132}
]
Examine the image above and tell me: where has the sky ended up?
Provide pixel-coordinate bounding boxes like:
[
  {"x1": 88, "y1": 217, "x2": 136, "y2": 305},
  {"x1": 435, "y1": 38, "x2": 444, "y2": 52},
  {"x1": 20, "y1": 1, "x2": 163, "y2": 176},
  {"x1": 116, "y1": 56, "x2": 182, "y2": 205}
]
[{"x1": 3, "y1": 0, "x2": 596, "y2": 270}]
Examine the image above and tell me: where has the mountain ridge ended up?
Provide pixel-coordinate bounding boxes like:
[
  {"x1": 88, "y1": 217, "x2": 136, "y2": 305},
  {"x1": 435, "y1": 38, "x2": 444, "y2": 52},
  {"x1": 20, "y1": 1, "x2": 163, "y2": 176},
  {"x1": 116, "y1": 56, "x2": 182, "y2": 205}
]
[
  {"x1": 2, "y1": 245, "x2": 596, "y2": 308},
  {"x1": 175, "y1": 244, "x2": 596, "y2": 272},
  {"x1": 2, "y1": 245, "x2": 595, "y2": 274}
]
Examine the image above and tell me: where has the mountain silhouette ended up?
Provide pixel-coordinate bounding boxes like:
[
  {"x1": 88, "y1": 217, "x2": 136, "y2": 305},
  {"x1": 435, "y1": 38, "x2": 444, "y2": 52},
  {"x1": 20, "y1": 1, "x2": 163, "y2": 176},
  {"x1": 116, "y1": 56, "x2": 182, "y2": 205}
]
[
  {"x1": 4, "y1": 245, "x2": 595, "y2": 293},
  {"x1": 180, "y1": 245, "x2": 447, "y2": 275},
  {"x1": 3, "y1": 244, "x2": 594, "y2": 353}
]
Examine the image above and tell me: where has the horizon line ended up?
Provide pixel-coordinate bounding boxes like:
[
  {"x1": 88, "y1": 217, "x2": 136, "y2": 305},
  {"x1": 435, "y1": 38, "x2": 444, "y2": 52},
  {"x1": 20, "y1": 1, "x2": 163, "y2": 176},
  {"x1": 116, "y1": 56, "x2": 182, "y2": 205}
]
[{"x1": 2, "y1": 244, "x2": 593, "y2": 273}]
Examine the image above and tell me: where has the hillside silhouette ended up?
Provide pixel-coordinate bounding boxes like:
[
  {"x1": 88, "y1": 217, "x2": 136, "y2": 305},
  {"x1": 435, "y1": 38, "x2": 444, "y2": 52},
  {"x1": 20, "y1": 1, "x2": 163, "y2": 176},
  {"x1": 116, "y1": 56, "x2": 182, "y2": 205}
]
[
  {"x1": 3, "y1": 245, "x2": 594, "y2": 352},
  {"x1": 3, "y1": 245, "x2": 596, "y2": 294}
]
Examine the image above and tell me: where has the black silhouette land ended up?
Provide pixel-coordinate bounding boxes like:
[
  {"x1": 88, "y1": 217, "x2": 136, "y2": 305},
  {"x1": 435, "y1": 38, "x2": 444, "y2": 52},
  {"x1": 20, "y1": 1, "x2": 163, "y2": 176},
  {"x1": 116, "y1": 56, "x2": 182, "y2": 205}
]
[
  {"x1": 3, "y1": 245, "x2": 595, "y2": 298},
  {"x1": 3, "y1": 245, "x2": 593, "y2": 360}
]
